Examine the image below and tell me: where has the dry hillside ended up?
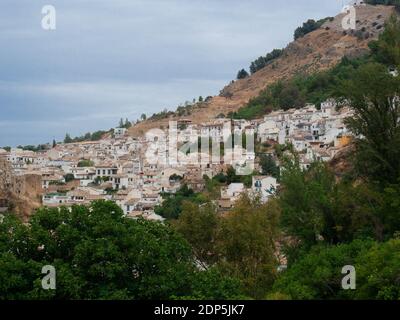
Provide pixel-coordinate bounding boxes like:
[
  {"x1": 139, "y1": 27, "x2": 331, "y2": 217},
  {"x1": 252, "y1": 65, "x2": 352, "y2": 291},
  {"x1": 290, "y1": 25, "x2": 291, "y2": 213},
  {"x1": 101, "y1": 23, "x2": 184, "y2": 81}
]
[{"x1": 129, "y1": 4, "x2": 396, "y2": 136}]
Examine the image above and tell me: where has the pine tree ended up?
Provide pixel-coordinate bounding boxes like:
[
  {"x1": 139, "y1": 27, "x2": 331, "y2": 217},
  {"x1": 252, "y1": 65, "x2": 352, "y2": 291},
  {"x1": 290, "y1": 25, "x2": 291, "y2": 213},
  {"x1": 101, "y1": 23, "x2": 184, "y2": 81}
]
[{"x1": 64, "y1": 133, "x2": 72, "y2": 144}]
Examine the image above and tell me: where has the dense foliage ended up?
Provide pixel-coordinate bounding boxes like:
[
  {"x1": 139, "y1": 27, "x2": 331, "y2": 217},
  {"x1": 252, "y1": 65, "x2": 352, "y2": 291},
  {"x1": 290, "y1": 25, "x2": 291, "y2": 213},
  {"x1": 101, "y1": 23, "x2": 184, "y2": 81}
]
[
  {"x1": 174, "y1": 194, "x2": 281, "y2": 299},
  {"x1": 64, "y1": 130, "x2": 109, "y2": 144},
  {"x1": 77, "y1": 160, "x2": 94, "y2": 167},
  {"x1": 294, "y1": 17, "x2": 333, "y2": 40},
  {"x1": 271, "y1": 239, "x2": 400, "y2": 300},
  {"x1": 365, "y1": 0, "x2": 400, "y2": 9},
  {"x1": 173, "y1": 16, "x2": 400, "y2": 300},
  {"x1": 249, "y1": 49, "x2": 283, "y2": 74},
  {"x1": 154, "y1": 185, "x2": 207, "y2": 220},
  {"x1": 233, "y1": 55, "x2": 368, "y2": 119},
  {"x1": 0, "y1": 201, "x2": 242, "y2": 300},
  {"x1": 236, "y1": 69, "x2": 249, "y2": 79}
]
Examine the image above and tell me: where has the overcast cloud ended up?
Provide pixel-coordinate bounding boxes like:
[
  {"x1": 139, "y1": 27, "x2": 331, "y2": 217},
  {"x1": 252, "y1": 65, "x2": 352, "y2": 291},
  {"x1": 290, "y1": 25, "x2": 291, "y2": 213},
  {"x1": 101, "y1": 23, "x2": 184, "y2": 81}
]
[{"x1": 0, "y1": 0, "x2": 343, "y2": 146}]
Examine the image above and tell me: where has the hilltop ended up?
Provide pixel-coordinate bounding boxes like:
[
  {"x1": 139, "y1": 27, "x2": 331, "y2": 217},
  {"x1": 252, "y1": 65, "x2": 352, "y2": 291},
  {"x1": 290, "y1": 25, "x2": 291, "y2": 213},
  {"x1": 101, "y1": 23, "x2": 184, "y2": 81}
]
[{"x1": 128, "y1": 4, "x2": 396, "y2": 136}]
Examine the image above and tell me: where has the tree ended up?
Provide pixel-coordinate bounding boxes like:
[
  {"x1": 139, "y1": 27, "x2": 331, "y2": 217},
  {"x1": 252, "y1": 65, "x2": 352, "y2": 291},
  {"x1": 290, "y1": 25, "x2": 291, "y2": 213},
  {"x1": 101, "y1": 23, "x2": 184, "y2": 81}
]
[
  {"x1": 0, "y1": 201, "x2": 244, "y2": 299},
  {"x1": 52, "y1": 139, "x2": 57, "y2": 148},
  {"x1": 271, "y1": 240, "x2": 375, "y2": 300},
  {"x1": 154, "y1": 185, "x2": 206, "y2": 220},
  {"x1": 237, "y1": 69, "x2": 249, "y2": 80},
  {"x1": 226, "y1": 166, "x2": 241, "y2": 184},
  {"x1": 77, "y1": 160, "x2": 94, "y2": 167},
  {"x1": 140, "y1": 113, "x2": 147, "y2": 121},
  {"x1": 169, "y1": 174, "x2": 182, "y2": 182},
  {"x1": 369, "y1": 15, "x2": 400, "y2": 67},
  {"x1": 118, "y1": 118, "x2": 124, "y2": 128},
  {"x1": 294, "y1": 18, "x2": 331, "y2": 40},
  {"x1": 260, "y1": 154, "x2": 280, "y2": 178},
  {"x1": 271, "y1": 238, "x2": 400, "y2": 300},
  {"x1": 216, "y1": 194, "x2": 281, "y2": 299},
  {"x1": 337, "y1": 62, "x2": 400, "y2": 186},
  {"x1": 90, "y1": 130, "x2": 106, "y2": 141},
  {"x1": 64, "y1": 173, "x2": 75, "y2": 183},
  {"x1": 365, "y1": 0, "x2": 400, "y2": 11},
  {"x1": 174, "y1": 202, "x2": 219, "y2": 268},
  {"x1": 355, "y1": 238, "x2": 400, "y2": 300},
  {"x1": 278, "y1": 153, "x2": 392, "y2": 263},
  {"x1": 278, "y1": 158, "x2": 329, "y2": 263},
  {"x1": 64, "y1": 134, "x2": 72, "y2": 144},
  {"x1": 250, "y1": 49, "x2": 283, "y2": 74},
  {"x1": 176, "y1": 268, "x2": 244, "y2": 300},
  {"x1": 124, "y1": 118, "x2": 132, "y2": 128}
]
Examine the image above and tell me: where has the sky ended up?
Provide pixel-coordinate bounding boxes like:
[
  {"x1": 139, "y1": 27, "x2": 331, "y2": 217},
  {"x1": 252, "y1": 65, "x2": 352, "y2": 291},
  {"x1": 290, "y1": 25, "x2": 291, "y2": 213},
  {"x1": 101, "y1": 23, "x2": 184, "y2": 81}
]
[{"x1": 0, "y1": 0, "x2": 345, "y2": 146}]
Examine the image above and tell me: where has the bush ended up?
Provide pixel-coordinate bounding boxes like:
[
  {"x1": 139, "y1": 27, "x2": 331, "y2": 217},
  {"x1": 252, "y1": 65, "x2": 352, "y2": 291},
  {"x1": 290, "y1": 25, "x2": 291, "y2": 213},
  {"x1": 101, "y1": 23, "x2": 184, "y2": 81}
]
[
  {"x1": 236, "y1": 69, "x2": 249, "y2": 79},
  {"x1": 77, "y1": 160, "x2": 94, "y2": 167},
  {"x1": 250, "y1": 49, "x2": 283, "y2": 74},
  {"x1": 294, "y1": 17, "x2": 332, "y2": 40}
]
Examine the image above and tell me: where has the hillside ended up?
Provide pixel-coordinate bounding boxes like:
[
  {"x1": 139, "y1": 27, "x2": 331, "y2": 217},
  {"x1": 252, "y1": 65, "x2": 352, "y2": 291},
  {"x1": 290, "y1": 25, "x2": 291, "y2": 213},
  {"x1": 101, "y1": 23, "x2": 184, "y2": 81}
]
[{"x1": 129, "y1": 4, "x2": 396, "y2": 136}]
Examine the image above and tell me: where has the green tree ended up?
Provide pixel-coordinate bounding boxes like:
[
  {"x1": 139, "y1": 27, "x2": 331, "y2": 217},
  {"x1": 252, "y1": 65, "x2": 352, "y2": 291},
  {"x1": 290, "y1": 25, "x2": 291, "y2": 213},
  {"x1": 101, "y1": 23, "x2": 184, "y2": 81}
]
[
  {"x1": 0, "y1": 201, "x2": 244, "y2": 299},
  {"x1": 64, "y1": 134, "x2": 72, "y2": 144},
  {"x1": 271, "y1": 238, "x2": 400, "y2": 300},
  {"x1": 369, "y1": 15, "x2": 400, "y2": 67},
  {"x1": 155, "y1": 185, "x2": 206, "y2": 220},
  {"x1": 217, "y1": 194, "x2": 281, "y2": 299},
  {"x1": 174, "y1": 202, "x2": 219, "y2": 268},
  {"x1": 294, "y1": 18, "x2": 331, "y2": 40},
  {"x1": 250, "y1": 49, "x2": 283, "y2": 74},
  {"x1": 271, "y1": 240, "x2": 375, "y2": 300},
  {"x1": 64, "y1": 173, "x2": 75, "y2": 183},
  {"x1": 176, "y1": 268, "x2": 245, "y2": 300},
  {"x1": 260, "y1": 154, "x2": 280, "y2": 178},
  {"x1": 237, "y1": 69, "x2": 249, "y2": 80},
  {"x1": 337, "y1": 62, "x2": 400, "y2": 186},
  {"x1": 77, "y1": 160, "x2": 94, "y2": 167}
]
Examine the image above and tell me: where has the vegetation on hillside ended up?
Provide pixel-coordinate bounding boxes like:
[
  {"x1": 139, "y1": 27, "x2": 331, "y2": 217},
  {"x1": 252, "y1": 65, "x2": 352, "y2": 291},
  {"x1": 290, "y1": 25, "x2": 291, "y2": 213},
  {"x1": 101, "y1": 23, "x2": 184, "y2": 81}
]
[
  {"x1": 0, "y1": 201, "x2": 242, "y2": 299},
  {"x1": 365, "y1": 0, "x2": 400, "y2": 10},
  {"x1": 176, "y1": 16, "x2": 400, "y2": 300},
  {"x1": 232, "y1": 13, "x2": 399, "y2": 120},
  {"x1": 294, "y1": 17, "x2": 333, "y2": 40},
  {"x1": 236, "y1": 69, "x2": 249, "y2": 79},
  {"x1": 1, "y1": 13, "x2": 400, "y2": 301},
  {"x1": 249, "y1": 49, "x2": 284, "y2": 75},
  {"x1": 64, "y1": 130, "x2": 110, "y2": 144},
  {"x1": 77, "y1": 160, "x2": 94, "y2": 167}
]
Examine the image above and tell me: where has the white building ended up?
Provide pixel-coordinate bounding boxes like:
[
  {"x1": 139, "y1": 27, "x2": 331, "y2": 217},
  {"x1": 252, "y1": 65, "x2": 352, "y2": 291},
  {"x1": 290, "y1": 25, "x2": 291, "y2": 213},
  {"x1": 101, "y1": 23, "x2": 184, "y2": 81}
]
[
  {"x1": 114, "y1": 127, "x2": 127, "y2": 139},
  {"x1": 252, "y1": 176, "x2": 278, "y2": 202}
]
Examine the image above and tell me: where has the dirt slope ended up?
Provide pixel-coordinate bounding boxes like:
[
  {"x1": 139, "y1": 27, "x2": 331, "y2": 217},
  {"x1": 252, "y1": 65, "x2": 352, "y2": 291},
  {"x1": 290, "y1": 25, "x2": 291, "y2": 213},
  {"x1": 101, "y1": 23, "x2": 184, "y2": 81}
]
[{"x1": 129, "y1": 4, "x2": 396, "y2": 136}]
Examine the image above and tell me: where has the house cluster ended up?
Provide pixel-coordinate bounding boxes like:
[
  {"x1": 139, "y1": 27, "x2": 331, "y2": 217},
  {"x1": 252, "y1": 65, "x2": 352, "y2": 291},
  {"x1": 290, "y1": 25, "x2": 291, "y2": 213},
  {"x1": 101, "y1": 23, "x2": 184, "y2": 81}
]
[
  {"x1": 0, "y1": 99, "x2": 352, "y2": 218},
  {"x1": 256, "y1": 99, "x2": 353, "y2": 169}
]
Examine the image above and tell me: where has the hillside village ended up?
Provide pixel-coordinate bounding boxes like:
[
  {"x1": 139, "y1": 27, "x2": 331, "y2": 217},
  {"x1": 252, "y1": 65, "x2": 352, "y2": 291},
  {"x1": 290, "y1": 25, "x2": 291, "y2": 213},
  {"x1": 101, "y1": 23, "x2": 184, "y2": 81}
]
[
  {"x1": 1, "y1": 0, "x2": 400, "y2": 301},
  {"x1": 0, "y1": 99, "x2": 353, "y2": 219},
  {"x1": 128, "y1": 4, "x2": 395, "y2": 136},
  {"x1": 1, "y1": 3, "x2": 393, "y2": 220}
]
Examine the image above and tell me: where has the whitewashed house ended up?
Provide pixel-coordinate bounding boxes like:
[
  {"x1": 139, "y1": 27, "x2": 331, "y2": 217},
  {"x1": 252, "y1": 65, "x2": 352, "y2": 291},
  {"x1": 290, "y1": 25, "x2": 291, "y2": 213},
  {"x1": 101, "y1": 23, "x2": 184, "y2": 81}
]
[
  {"x1": 252, "y1": 176, "x2": 278, "y2": 202},
  {"x1": 114, "y1": 127, "x2": 127, "y2": 139}
]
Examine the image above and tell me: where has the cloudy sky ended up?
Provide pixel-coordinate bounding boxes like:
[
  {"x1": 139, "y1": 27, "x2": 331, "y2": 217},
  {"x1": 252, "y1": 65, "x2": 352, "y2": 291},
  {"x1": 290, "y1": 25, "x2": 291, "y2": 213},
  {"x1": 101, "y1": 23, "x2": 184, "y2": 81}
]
[{"x1": 0, "y1": 0, "x2": 344, "y2": 146}]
